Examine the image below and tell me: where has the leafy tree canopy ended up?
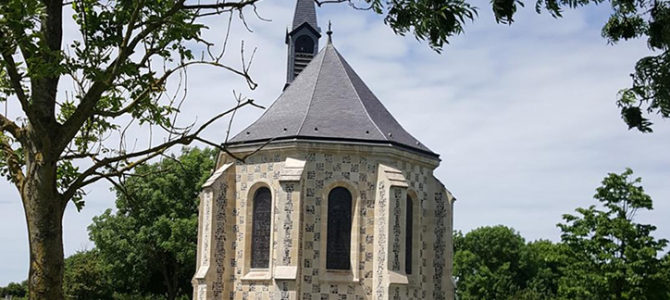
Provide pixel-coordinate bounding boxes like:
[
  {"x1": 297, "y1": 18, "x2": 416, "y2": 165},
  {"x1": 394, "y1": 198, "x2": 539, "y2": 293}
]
[
  {"x1": 453, "y1": 169, "x2": 670, "y2": 299},
  {"x1": 557, "y1": 168, "x2": 670, "y2": 299},
  {"x1": 62, "y1": 250, "x2": 112, "y2": 300},
  {"x1": 0, "y1": 280, "x2": 28, "y2": 299},
  {"x1": 88, "y1": 147, "x2": 216, "y2": 300},
  {"x1": 453, "y1": 226, "x2": 565, "y2": 299}
]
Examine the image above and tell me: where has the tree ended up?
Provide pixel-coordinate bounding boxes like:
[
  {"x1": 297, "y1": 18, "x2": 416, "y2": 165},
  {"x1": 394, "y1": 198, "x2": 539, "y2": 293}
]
[
  {"x1": 557, "y1": 168, "x2": 670, "y2": 299},
  {"x1": 518, "y1": 240, "x2": 566, "y2": 299},
  {"x1": 663, "y1": 253, "x2": 670, "y2": 298},
  {"x1": 326, "y1": 0, "x2": 669, "y2": 132},
  {"x1": 454, "y1": 226, "x2": 530, "y2": 299},
  {"x1": 0, "y1": 281, "x2": 28, "y2": 299},
  {"x1": 0, "y1": 1, "x2": 262, "y2": 298},
  {"x1": 453, "y1": 226, "x2": 568, "y2": 299},
  {"x1": 88, "y1": 148, "x2": 216, "y2": 300},
  {"x1": 62, "y1": 250, "x2": 112, "y2": 300}
]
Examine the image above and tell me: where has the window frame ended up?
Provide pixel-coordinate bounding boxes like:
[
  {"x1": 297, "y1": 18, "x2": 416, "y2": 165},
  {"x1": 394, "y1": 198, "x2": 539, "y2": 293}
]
[
  {"x1": 405, "y1": 193, "x2": 413, "y2": 275},
  {"x1": 326, "y1": 186, "x2": 353, "y2": 270},
  {"x1": 319, "y1": 181, "x2": 361, "y2": 283},
  {"x1": 406, "y1": 189, "x2": 421, "y2": 286},
  {"x1": 250, "y1": 186, "x2": 272, "y2": 269},
  {"x1": 242, "y1": 181, "x2": 275, "y2": 281}
]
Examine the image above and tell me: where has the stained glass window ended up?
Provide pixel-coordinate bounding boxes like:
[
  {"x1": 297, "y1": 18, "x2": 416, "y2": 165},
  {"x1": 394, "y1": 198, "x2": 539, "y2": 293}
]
[
  {"x1": 251, "y1": 187, "x2": 271, "y2": 268},
  {"x1": 406, "y1": 194, "x2": 413, "y2": 275},
  {"x1": 326, "y1": 187, "x2": 352, "y2": 270}
]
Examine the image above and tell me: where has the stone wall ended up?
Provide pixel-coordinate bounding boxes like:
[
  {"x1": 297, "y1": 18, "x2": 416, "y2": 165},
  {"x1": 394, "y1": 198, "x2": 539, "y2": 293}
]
[{"x1": 193, "y1": 143, "x2": 454, "y2": 299}]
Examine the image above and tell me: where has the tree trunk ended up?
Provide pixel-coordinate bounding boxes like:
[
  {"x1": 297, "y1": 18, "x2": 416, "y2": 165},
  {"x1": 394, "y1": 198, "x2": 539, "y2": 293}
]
[
  {"x1": 160, "y1": 259, "x2": 177, "y2": 300},
  {"x1": 22, "y1": 155, "x2": 65, "y2": 300}
]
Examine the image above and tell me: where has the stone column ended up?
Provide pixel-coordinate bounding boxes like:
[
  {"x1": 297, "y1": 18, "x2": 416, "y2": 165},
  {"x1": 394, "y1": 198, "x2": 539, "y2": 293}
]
[
  {"x1": 273, "y1": 158, "x2": 306, "y2": 299},
  {"x1": 373, "y1": 164, "x2": 409, "y2": 300},
  {"x1": 444, "y1": 187, "x2": 456, "y2": 300},
  {"x1": 428, "y1": 178, "x2": 454, "y2": 300},
  {"x1": 192, "y1": 163, "x2": 234, "y2": 300}
]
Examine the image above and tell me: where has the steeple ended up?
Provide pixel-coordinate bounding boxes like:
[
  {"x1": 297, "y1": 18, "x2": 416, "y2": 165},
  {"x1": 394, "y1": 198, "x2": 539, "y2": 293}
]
[
  {"x1": 285, "y1": 0, "x2": 321, "y2": 87},
  {"x1": 292, "y1": 0, "x2": 319, "y2": 31}
]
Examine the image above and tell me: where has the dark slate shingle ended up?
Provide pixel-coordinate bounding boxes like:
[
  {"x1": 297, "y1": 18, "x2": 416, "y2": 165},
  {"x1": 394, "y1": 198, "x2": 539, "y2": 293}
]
[
  {"x1": 292, "y1": 0, "x2": 318, "y2": 32},
  {"x1": 228, "y1": 41, "x2": 437, "y2": 157}
]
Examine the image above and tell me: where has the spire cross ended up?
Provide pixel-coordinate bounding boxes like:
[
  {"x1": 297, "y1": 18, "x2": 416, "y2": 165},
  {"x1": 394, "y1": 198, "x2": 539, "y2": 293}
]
[{"x1": 327, "y1": 20, "x2": 333, "y2": 42}]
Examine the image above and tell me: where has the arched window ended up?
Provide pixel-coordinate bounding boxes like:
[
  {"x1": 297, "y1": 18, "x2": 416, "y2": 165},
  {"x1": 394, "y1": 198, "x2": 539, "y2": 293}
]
[
  {"x1": 406, "y1": 194, "x2": 413, "y2": 275},
  {"x1": 295, "y1": 35, "x2": 314, "y2": 54},
  {"x1": 326, "y1": 187, "x2": 352, "y2": 270},
  {"x1": 251, "y1": 187, "x2": 272, "y2": 268}
]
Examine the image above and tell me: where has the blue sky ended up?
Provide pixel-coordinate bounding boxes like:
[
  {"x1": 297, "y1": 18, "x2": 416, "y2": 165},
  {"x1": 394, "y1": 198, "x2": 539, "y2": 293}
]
[{"x1": 1, "y1": 0, "x2": 669, "y2": 286}]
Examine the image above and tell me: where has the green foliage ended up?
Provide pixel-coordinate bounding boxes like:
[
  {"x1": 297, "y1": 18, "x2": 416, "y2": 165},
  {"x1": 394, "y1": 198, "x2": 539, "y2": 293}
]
[
  {"x1": 0, "y1": 281, "x2": 28, "y2": 299},
  {"x1": 610, "y1": 0, "x2": 670, "y2": 132},
  {"x1": 453, "y1": 226, "x2": 564, "y2": 299},
  {"x1": 557, "y1": 168, "x2": 670, "y2": 299},
  {"x1": 17, "y1": 148, "x2": 215, "y2": 299},
  {"x1": 663, "y1": 253, "x2": 670, "y2": 298},
  {"x1": 454, "y1": 169, "x2": 670, "y2": 299},
  {"x1": 88, "y1": 147, "x2": 216, "y2": 300},
  {"x1": 368, "y1": 0, "x2": 478, "y2": 52},
  {"x1": 520, "y1": 240, "x2": 567, "y2": 298},
  {"x1": 63, "y1": 250, "x2": 113, "y2": 300},
  {"x1": 0, "y1": 0, "x2": 257, "y2": 212}
]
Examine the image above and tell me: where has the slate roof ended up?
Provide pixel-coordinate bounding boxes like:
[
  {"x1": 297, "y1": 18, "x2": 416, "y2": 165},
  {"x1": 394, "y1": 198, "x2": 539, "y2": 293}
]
[
  {"x1": 291, "y1": 0, "x2": 319, "y2": 32},
  {"x1": 228, "y1": 41, "x2": 437, "y2": 157}
]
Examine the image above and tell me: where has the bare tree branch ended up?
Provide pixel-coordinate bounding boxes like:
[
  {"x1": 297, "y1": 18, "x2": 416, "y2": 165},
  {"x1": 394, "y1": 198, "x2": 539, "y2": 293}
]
[
  {"x1": 195, "y1": 136, "x2": 273, "y2": 163},
  {"x1": 75, "y1": 150, "x2": 164, "y2": 194},
  {"x1": 193, "y1": 136, "x2": 245, "y2": 161},
  {"x1": 92, "y1": 60, "x2": 256, "y2": 118},
  {"x1": 0, "y1": 134, "x2": 25, "y2": 189},
  {"x1": 60, "y1": 98, "x2": 261, "y2": 203},
  {"x1": 120, "y1": 0, "x2": 144, "y2": 51},
  {"x1": 57, "y1": 0, "x2": 186, "y2": 153},
  {"x1": 313, "y1": 0, "x2": 374, "y2": 10},
  {"x1": 181, "y1": 0, "x2": 261, "y2": 10},
  {"x1": 57, "y1": 0, "x2": 261, "y2": 154},
  {"x1": 0, "y1": 47, "x2": 32, "y2": 119},
  {"x1": 59, "y1": 152, "x2": 97, "y2": 160},
  {"x1": 0, "y1": 113, "x2": 24, "y2": 141},
  {"x1": 98, "y1": 175, "x2": 138, "y2": 205}
]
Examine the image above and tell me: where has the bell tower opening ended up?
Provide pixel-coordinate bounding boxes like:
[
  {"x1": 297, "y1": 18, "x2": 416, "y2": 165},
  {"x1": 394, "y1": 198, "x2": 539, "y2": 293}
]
[
  {"x1": 295, "y1": 35, "x2": 315, "y2": 54},
  {"x1": 293, "y1": 35, "x2": 316, "y2": 79},
  {"x1": 285, "y1": 0, "x2": 321, "y2": 87}
]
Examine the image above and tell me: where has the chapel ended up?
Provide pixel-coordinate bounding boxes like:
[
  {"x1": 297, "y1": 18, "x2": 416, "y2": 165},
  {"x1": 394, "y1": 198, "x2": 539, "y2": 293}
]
[{"x1": 192, "y1": 1, "x2": 456, "y2": 299}]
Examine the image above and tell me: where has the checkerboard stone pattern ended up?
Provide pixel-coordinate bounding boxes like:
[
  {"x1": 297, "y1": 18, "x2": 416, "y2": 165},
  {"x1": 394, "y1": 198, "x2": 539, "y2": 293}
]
[{"x1": 193, "y1": 144, "x2": 455, "y2": 300}]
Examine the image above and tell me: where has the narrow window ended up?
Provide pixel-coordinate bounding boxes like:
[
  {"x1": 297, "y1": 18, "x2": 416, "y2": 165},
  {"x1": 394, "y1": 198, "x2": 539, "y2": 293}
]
[
  {"x1": 326, "y1": 187, "x2": 352, "y2": 270},
  {"x1": 251, "y1": 187, "x2": 271, "y2": 268},
  {"x1": 405, "y1": 195, "x2": 413, "y2": 275}
]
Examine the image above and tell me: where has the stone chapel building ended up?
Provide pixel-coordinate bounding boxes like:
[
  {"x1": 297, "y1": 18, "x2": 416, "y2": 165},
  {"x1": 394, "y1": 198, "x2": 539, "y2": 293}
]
[{"x1": 192, "y1": 0, "x2": 456, "y2": 299}]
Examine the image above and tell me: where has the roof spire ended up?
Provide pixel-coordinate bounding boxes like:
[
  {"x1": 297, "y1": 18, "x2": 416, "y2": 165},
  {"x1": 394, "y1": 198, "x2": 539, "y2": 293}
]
[
  {"x1": 327, "y1": 20, "x2": 333, "y2": 43},
  {"x1": 285, "y1": 0, "x2": 321, "y2": 87},
  {"x1": 292, "y1": 0, "x2": 319, "y2": 32}
]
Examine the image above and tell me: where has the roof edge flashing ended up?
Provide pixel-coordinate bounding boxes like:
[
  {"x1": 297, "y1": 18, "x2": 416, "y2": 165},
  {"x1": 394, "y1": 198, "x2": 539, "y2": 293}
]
[{"x1": 224, "y1": 135, "x2": 440, "y2": 160}]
